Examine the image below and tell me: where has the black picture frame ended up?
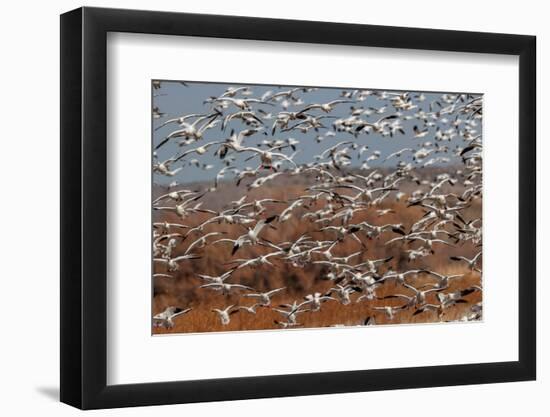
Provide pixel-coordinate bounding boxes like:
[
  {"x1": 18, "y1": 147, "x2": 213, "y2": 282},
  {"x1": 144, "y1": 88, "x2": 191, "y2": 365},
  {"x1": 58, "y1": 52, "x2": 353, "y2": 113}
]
[{"x1": 60, "y1": 6, "x2": 536, "y2": 410}]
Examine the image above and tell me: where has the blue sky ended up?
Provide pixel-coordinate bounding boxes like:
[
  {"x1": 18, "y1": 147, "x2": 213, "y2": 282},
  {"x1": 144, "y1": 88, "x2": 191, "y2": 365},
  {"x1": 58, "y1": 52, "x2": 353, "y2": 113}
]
[{"x1": 152, "y1": 81, "x2": 481, "y2": 185}]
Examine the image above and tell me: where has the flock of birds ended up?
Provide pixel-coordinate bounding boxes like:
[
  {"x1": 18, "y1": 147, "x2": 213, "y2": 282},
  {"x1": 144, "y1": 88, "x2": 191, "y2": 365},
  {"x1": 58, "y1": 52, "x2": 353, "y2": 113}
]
[{"x1": 152, "y1": 81, "x2": 483, "y2": 332}]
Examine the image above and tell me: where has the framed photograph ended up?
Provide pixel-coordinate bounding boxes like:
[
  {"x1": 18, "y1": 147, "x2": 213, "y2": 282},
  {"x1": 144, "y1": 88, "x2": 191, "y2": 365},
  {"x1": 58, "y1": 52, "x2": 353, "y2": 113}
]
[{"x1": 60, "y1": 6, "x2": 536, "y2": 409}]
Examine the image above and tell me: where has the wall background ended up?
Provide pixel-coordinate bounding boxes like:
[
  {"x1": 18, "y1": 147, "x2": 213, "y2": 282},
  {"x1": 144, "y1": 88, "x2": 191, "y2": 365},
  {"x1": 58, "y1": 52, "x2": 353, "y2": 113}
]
[{"x1": 0, "y1": 0, "x2": 545, "y2": 415}]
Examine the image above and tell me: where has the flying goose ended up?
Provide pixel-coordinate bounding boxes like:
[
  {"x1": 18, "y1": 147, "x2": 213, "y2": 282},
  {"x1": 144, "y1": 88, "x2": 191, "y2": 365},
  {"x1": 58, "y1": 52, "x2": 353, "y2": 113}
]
[
  {"x1": 242, "y1": 287, "x2": 286, "y2": 306},
  {"x1": 212, "y1": 305, "x2": 239, "y2": 325},
  {"x1": 153, "y1": 306, "x2": 192, "y2": 328}
]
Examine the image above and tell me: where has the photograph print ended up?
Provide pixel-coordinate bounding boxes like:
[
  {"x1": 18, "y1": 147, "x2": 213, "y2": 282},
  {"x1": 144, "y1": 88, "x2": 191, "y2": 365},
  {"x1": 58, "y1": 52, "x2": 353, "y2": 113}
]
[{"x1": 152, "y1": 80, "x2": 483, "y2": 334}]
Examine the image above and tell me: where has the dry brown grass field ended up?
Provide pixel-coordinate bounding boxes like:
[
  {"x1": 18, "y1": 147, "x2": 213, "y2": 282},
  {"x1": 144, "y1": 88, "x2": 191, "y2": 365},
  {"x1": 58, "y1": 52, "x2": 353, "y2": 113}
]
[{"x1": 152, "y1": 170, "x2": 482, "y2": 335}]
